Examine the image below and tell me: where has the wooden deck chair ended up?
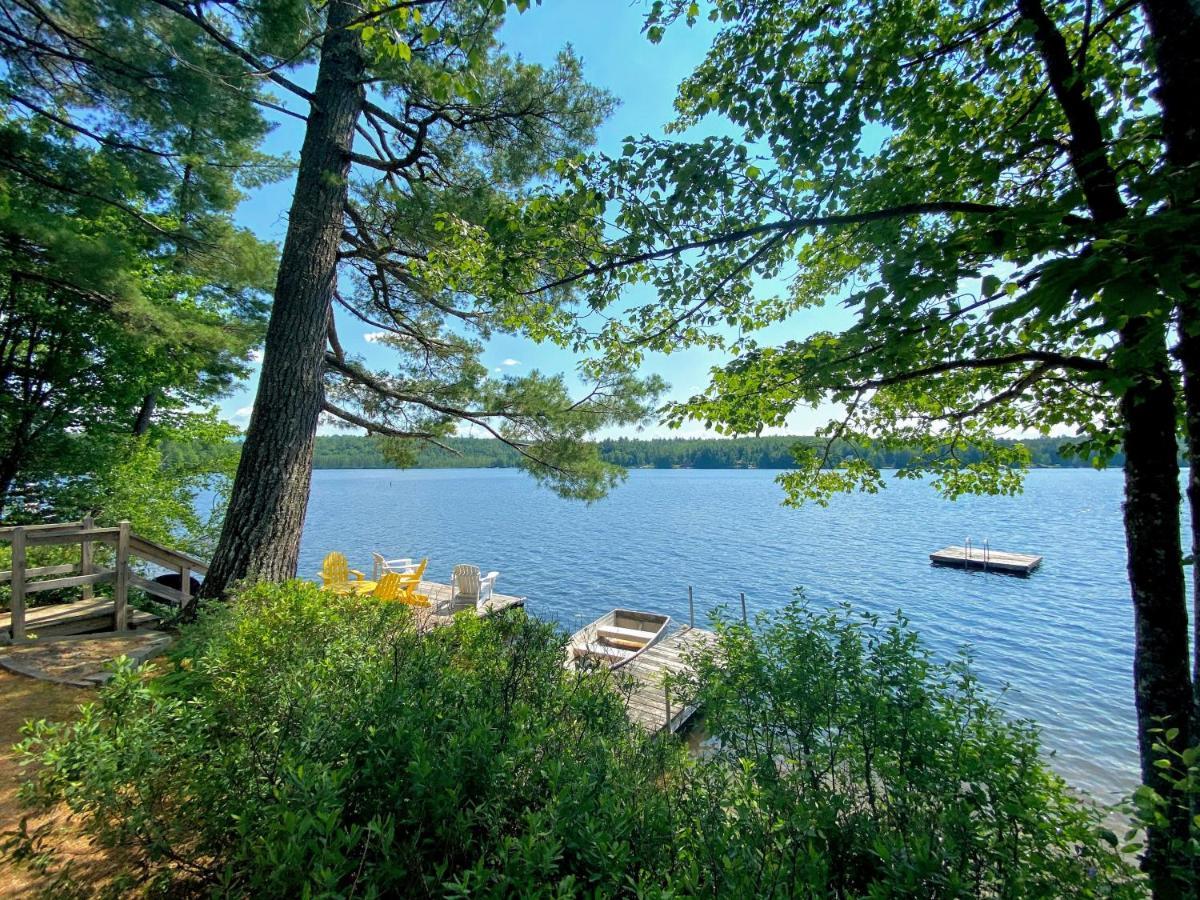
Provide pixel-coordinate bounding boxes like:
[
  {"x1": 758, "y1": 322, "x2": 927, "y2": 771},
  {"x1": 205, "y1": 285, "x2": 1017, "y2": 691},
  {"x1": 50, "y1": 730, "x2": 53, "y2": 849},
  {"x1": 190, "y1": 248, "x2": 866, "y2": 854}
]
[
  {"x1": 371, "y1": 552, "x2": 418, "y2": 580},
  {"x1": 389, "y1": 559, "x2": 430, "y2": 606},
  {"x1": 317, "y1": 551, "x2": 366, "y2": 589},
  {"x1": 451, "y1": 565, "x2": 499, "y2": 610},
  {"x1": 372, "y1": 573, "x2": 406, "y2": 601}
]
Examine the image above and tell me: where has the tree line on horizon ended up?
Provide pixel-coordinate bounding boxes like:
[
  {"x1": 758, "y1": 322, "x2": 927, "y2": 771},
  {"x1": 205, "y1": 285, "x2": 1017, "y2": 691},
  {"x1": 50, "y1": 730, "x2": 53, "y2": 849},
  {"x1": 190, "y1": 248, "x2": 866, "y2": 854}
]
[{"x1": 164, "y1": 434, "x2": 1131, "y2": 471}]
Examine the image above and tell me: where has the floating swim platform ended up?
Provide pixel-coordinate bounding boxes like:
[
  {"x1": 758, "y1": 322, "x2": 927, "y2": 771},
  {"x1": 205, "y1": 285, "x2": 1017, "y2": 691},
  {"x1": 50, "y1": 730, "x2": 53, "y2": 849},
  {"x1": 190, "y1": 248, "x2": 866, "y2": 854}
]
[{"x1": 930, "y1": 545, "x2": 1043, "y2": 575}]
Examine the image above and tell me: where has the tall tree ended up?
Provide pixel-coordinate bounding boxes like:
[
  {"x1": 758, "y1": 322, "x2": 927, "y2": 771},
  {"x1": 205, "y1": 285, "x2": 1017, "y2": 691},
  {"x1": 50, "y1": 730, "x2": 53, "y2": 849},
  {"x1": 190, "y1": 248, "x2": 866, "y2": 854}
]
[
  {"x1": 165, "y1": 0, "x2": 662, "y2": 597},
  {"x1": 2, "y1": 0, "x2": 663, "y2": 596},
  {"x1": 1138, "y1": 0, "x2": 1200, "y2": 735},
  {"x1": 0, "y1": 0, "x2": 281, "y2": 516},
  {"x1": 534, "y1": 0, "x2": 1193, "y2": 892}
]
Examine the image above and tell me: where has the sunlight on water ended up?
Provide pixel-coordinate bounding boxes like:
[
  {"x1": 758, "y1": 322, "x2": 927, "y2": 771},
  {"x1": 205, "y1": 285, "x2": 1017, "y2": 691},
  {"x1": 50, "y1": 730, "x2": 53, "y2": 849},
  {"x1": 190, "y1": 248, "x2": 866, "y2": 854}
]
[{"x1": 298, "y1": 466, "x2": 1183, "y2": 805}]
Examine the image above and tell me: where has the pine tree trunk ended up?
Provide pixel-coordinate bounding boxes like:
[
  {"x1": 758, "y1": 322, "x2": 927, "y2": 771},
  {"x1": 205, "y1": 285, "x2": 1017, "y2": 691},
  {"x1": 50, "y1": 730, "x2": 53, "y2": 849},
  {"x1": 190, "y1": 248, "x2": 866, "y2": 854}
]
[
  {"x1": 132, "y1": 390, "x2": 157, "y2": 437},
  {"x1": 0, "y1": 451, "x2": 21, "y2": 515},
  {"x1": 199, "y1": 0, "x2": 364, "y2": 598}
]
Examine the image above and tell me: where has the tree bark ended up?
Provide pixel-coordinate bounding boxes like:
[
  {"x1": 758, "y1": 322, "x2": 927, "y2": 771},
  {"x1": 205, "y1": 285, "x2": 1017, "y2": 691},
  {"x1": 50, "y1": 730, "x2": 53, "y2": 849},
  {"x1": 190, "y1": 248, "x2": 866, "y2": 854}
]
[
  {"x1": 0, "y1": 450, "x2": 23, "y2": 515},
  {"x1": 132, "y1": 390, "x2": 157, "y2": 436},
  {"x1": 1120, "y1": 320, "x2": 1194, "y2": 898},
  {"x1": 1139, "y1": 7, "x2": 1200, "y2": 888},
  {"x1": 198, "y1": 0, "x2": 364, "y2": 598},
  {"x1": 1140, "y1": 0, "x2": 1200, "y2": 729}
]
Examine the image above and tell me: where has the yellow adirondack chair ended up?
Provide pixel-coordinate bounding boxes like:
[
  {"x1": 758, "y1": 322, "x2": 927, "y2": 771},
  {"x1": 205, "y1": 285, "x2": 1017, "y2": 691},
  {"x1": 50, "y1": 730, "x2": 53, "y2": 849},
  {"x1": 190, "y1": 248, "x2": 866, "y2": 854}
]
[
  {"x1": 373, "y1": 559, "x2": 429, "y2": 606},
  {"x1": 317, "y1": 552, "x2": 368, "y2": 590},
  {"x1": 372, "y1": 572, "x2": 405, "y2": 601}
]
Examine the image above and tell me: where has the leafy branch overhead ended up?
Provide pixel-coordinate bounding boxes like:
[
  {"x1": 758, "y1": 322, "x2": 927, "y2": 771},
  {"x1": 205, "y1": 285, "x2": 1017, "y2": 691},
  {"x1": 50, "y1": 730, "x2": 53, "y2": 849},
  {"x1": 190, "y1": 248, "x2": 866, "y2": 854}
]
[
  {"x1": 516, "y1": 0, "x2": 1189, "y2": 502},
  {"x1": 315, "y1": 3, "x2": 666, "y2": 494}
]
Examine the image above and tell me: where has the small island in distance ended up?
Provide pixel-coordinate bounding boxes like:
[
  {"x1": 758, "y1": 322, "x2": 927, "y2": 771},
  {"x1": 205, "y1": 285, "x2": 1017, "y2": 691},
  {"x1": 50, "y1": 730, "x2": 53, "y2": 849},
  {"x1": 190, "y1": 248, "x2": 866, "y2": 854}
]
[{"x1": 163, "y1": 434, "x2": 1132, "y2": 471}]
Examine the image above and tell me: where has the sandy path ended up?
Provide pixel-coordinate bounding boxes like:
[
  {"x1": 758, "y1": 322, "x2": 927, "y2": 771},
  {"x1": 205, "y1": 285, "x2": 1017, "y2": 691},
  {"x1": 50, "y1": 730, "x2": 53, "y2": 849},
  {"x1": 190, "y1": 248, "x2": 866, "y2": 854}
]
[{"x1": 0, "y1": 670, "x2": 135, "y2": 897}]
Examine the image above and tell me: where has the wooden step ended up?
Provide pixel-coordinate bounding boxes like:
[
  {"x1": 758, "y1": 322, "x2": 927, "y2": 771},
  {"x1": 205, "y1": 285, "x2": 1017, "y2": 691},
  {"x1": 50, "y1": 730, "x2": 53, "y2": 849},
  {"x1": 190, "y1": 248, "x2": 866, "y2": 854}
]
[{"x1": 1, "y1": 599, "x2": 159, "y2": 643}]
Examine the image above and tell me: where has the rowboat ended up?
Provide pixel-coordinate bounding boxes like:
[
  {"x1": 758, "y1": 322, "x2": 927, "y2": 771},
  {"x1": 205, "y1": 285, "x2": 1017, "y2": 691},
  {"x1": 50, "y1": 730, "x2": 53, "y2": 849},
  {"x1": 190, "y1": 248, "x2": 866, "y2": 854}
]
[{"x1": 565, "y1": 609, "x2": 670, "y2": 671}]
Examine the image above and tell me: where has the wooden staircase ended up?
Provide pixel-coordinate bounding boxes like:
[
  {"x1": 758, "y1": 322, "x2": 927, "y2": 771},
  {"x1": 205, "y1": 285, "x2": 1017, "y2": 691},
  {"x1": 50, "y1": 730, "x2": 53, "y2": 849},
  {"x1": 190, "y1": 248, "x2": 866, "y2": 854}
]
[{"x1": 1, "y1": 519, "x2": 208, "y2": 643}]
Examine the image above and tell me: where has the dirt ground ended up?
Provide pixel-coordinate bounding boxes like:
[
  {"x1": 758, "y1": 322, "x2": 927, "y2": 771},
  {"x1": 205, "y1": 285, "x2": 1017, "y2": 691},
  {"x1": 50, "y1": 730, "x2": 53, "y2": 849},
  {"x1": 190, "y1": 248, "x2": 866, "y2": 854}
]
[
  {"x1": 1, "y1": 633, "x2": 171, "y2": 687},
  {"x1": 0, "y1": 670, "x2": 135, "y2": 898}
]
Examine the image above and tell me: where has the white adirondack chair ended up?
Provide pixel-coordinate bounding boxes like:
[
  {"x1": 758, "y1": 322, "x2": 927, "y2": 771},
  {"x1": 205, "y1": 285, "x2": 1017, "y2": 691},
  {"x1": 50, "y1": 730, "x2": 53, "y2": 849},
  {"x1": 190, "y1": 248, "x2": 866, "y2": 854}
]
[
  {"x1": 372, "y1": 552, "x2": 419, "y2": 581},
  {"x1": 451, "y1": 565, "x2": 499, "y2": 610}
]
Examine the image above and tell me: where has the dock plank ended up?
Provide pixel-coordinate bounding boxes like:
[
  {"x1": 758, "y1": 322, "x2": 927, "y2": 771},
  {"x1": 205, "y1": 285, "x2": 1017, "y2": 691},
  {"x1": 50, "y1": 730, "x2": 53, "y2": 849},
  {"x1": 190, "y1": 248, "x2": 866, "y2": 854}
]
[
  {"x1": 621, "y1": 625, "x2": 716, "y2": 735},
  {"x1": 414, "y1": 581, "x2": 525, "y2": 616}
]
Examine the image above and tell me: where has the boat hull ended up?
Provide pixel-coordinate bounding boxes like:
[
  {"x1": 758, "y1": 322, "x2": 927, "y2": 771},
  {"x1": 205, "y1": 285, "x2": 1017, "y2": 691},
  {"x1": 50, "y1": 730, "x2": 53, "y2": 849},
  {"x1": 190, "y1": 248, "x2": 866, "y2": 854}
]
[{"x1": 565, "y1": 608, "x2": 670, "y2": 671}]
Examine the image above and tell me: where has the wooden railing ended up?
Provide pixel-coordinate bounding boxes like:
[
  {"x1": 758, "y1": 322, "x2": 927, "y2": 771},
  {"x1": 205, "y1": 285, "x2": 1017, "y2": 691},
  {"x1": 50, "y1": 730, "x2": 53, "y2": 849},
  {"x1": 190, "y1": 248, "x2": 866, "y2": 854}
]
[{"x1": 0, "y1": 518, "x2": 209, "y2": 641}]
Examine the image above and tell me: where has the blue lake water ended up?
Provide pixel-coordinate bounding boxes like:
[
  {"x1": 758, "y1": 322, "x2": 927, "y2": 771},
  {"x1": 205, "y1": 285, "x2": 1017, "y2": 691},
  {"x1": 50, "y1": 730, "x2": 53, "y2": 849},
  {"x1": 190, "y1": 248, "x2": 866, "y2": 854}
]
[{"x1": 297, "y1": 466, "x2": 1177, "y2": 804}]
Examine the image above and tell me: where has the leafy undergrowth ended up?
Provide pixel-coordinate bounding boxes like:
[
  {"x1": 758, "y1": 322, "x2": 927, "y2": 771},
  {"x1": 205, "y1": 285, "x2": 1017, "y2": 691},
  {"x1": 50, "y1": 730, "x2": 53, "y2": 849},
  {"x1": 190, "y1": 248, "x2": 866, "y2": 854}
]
[{"x1": 7, "y1": 581, "x2": 1143, "y2": 897}]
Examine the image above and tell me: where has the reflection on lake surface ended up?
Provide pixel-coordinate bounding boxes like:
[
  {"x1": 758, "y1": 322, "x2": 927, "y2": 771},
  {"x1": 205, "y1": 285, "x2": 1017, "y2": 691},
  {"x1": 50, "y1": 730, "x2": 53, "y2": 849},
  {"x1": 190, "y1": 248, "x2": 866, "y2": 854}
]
[{"x1": 298, "y1": 466, "x2": 1178, "y2": 804}]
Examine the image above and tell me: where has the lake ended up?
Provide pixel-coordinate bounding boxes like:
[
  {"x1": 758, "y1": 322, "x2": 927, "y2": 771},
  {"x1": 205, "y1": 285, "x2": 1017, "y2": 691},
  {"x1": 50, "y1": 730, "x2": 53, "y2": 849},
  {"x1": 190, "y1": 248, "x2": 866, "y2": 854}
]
[{"x1": 297, "y1": 466, "x2": 1176, "y2": 805}]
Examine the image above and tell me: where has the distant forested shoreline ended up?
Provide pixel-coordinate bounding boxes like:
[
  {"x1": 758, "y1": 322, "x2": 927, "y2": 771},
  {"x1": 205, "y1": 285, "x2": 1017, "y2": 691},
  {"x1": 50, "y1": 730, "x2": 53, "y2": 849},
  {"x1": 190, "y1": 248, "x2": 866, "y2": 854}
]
[{"x1": 167, "y1": 434, "x2": 1126, "y2": 471}]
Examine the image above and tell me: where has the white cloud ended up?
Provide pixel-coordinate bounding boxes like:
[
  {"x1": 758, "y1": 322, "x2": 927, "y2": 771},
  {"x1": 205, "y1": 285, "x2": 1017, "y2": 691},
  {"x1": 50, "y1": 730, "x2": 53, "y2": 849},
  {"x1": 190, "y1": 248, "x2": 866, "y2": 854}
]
[
  {"x1": 363, "y1": 331, "x2": 388, "y2": 343},
  {"x1": 249, "y1": 349, "x2": 264, "y2": 363},
  {"x1": 493, "y1": 367, "x2": 503, "y2": 373},
  {"x1": 502, "y1": 358, "x2": 520, "y2": 367},
  {"x1": 234, "y1": 405, "x2": 254, "y2": 419}
]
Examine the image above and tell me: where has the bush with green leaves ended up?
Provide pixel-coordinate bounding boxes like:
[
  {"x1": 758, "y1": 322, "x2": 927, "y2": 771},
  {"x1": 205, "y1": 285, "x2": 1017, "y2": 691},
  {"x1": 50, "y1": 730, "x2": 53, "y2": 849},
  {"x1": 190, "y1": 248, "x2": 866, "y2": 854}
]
[
  {"x1": 672, "y1": 602, "x2": 1140, "y2": 897},
  {"x1": 1129, "y1": 729, "x2": 1200, "y2": 893},
  {"x1": 12, "y1": 582, "x2": 1139, "y2": 897}
]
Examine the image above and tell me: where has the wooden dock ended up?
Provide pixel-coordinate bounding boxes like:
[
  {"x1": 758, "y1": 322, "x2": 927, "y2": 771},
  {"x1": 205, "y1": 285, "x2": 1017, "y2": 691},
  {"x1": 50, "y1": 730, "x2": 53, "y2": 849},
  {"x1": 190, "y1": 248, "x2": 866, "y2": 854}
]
[
  {"x1": 621, "y1": 625, "x2": 716, "y2": 735},
  {"x1": 930, "y1": 545, "x2": 1043, "y2": 575},
  {"x1": 417, "y1": 581, "x2": 525, "y2": 617}
]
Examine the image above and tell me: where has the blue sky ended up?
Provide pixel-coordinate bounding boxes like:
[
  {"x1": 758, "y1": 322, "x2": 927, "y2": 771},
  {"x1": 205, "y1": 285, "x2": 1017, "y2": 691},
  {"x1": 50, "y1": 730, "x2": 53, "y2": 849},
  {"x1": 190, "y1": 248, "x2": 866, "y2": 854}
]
[{"x1": 221, "y1": 0, "x2": 846, "y2": 437}]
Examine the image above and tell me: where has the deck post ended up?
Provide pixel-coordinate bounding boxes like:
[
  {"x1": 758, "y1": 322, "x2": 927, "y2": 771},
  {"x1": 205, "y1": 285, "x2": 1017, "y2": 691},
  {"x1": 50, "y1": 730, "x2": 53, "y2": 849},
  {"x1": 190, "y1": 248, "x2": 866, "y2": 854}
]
[
  {"x1": 80, "y1": 515, "x2": 94, "y2": 600},
  {"x1": 664, "y1": 684, "x2": 672, "y2": 733},
  {"x1": 688, "y1": 585, "x2": 694, "y2": 629},
  {"x1": 114, "y1": 520, "x2": 130, "y2": 631},
  {"x1": 740, "y1": 591, "x2": 747, "y2": 626},
  {"x1": 179, "y1": 565, "x2": 191, "y2": 610},
  {"x1": 10, "y1": 526, "x2": 26, "y2": 641}
]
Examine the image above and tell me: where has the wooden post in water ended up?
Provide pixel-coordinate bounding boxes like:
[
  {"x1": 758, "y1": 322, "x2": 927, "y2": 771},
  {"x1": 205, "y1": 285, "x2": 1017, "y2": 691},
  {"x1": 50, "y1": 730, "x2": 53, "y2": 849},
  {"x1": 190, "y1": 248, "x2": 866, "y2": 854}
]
[
  {"x1": 10, "y1": 526, "x2": 26, "y2": 641},
  {"x1": 114, "y1": 520, "x2": 130, "y2": 631},
  {"x1": 80, "y1": 515, "x2": 94, "y2": 600},
  {"x1": 688, "y1": 585, "x2": 694, "y2": 629},
  {"x1": 740, "y1": 591, "x2": 747, "y2": 626}
]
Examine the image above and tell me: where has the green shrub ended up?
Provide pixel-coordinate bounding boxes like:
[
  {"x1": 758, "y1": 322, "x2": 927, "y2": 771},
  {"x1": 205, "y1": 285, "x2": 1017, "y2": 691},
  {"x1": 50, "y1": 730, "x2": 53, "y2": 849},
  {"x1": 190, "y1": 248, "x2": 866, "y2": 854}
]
[
  {"x1": 12, "y1": 583, "x2": 1139, "y2": 897},
  {"x1": 671, "y1": 601, "x2": 1140, "y2": 897},
  {"x1": 1128, "y1": 728, "x2": 1200, "y2": 893}
]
